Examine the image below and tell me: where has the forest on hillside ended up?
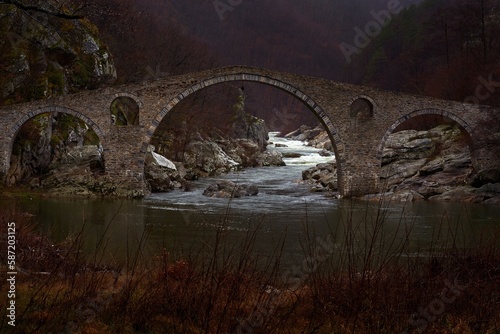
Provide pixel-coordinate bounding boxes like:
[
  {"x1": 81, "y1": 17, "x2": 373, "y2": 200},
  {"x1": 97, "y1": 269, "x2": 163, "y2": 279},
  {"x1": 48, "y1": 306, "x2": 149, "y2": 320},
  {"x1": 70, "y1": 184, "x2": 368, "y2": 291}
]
[
  {"x1": 86, "y1": 0, "x2": 500, "y2": 102},
  {"x1": 1, "y1": 0, "x2": 499, "y2": 132},
  {"x1": 352, "y1": 0, "x2": 500, "y2": 106},
  {"x1": 90, "y1": 0, "x2": 500, "y2": 132}
]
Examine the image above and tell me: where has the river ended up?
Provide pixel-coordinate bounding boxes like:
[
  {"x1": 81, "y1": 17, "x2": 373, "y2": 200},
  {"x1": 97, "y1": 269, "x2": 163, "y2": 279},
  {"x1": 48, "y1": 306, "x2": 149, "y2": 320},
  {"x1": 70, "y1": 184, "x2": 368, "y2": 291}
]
[{"x1": 2, "y1": 133, "x2": 499, "y2": 268}]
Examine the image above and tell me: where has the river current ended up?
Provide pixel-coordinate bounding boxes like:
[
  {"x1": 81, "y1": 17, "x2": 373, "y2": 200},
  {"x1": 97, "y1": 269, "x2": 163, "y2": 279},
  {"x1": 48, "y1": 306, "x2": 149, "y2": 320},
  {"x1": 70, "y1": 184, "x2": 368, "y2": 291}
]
[{"x1": 3, "y1": 133, "x2": 499, "y2": 267}]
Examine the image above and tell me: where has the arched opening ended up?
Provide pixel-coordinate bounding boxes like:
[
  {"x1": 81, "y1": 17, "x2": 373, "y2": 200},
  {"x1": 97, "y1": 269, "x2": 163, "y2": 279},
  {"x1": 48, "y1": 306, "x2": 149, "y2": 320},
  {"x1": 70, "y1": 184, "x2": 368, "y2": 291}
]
[
  {"x1": 143, "y1": 73, "x2": 344, "y2": 195},
  {"x1": 110, "y1": 96, "x2": 140, "y2": 126},
  {"x1": 350, "y1": 97, "x2": 374, "y2": 121},
  {"x1": 378, "y1": 109, "x2": 475, "y2": 201},
  {"x1": 6, "y1": 108, "x2": 104, "y2": 190}
]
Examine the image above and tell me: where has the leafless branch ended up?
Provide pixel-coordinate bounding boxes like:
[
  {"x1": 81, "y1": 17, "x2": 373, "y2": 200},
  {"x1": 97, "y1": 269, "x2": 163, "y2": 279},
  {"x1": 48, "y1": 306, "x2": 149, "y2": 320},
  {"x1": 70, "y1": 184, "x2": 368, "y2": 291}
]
[{"x1": 0, "y1": 0, "x2": 85, "y2": 19}]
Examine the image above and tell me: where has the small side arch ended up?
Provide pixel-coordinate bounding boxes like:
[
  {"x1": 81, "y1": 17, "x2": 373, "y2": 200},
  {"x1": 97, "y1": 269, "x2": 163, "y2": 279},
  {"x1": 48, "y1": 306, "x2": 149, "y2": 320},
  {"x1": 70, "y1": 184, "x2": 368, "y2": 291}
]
[
  {"x1": 109, "y1": 93, "x2": 144, "y2": 109},
  {"x1": 348, "y1": 95, "x2": 377, "y2": 111},
  {"x1": 110, "y1": 93, "x2": 143, "y2": 126},
  {"x1": 6, "y1": 106, "x2": 104, "y2": 171},
  {"x1": 349, "y1": 95, "x2": 376, "y2": 121}
]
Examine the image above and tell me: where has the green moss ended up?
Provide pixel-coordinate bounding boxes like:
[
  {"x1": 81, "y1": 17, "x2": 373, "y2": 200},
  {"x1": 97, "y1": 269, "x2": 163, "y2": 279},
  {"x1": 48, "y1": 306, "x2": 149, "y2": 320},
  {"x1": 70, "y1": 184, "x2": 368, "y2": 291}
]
[
  {"x1": 32, "y1": 77, "x2": 48, "y2": 100},
  {"x1": 83, "y1": 130, "x2": 100, "y2": 145},
  {"x1": 80, "y1": 18, "x2": 100, "y2": 38},
  {"x1": 47, "y1": 68, "x2": 65, "y2": 95},
  {"x1": 14, "y1": 114, "x2": 47, "y2": 152},
  {"x1": 50, "y1": 134, "x2": 62, "y2": 147},
  {"x1": 71, "y1": 53, "x2": 96, "y2": 88},
  {"x1": 54, "y1": 114, "x2": 75, "y2": 138},
  {"x1": 2, "y1": 98, "x2": 16, "y2": 106},
  {"x1": 72, "y1": 61, "x2": 89, "y2": 86},
  {"x1": 50, "y1": 114, "x2": 101, "y2": 146},
  {"x1": 232, "y1": 91, "x2": 245, "y2": 113}
]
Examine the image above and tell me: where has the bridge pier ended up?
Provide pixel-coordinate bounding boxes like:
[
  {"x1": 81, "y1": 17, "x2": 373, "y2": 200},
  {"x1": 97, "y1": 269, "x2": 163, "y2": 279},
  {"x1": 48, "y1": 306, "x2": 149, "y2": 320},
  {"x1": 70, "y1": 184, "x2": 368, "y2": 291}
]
[
  {"x1": 103, "y1": 126, "x2": 149, "y2": 197},
  {"x1": 339, "y1": 160, "x2": 381, "y2": 198},
  {"x1": 340, "y1": 171, "x2": 380, "y2": 197},
  {"x1": 470, "y1": 144, "x2": 500, "y2": 185},
  {"x1": 335, "y1": 112, "x2": 386, "y2": 197}
]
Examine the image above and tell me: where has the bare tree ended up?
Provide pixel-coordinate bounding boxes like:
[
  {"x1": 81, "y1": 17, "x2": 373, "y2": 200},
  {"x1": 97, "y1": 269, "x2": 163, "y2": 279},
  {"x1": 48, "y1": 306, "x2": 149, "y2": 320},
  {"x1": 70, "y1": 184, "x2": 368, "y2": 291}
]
[{"x1": 0, "y1": 0, "x2": 87, "y2": 19}]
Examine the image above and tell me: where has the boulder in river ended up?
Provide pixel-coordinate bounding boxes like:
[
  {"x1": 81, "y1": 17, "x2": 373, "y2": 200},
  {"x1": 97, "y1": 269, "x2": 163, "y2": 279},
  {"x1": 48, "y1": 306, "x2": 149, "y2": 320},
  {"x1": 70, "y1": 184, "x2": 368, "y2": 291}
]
[
  {"x1": 302, "y1": 162, "x2": 338, "y2": 192},
  {"x1": 203, "y1": 180, "x2": 259, "y2": 198},
  {"x1": 183, "y1": 140, "x2": 240, "y2": 177},
  {"x1": 145, "y1": 146, "x2": 185, "y2": 192},
  {"x1": 282, "y1": 152, "x2": 303, "y2": 158},
  {"x1": 255, "y1": 150, "x2": 286, "y2": 167}
]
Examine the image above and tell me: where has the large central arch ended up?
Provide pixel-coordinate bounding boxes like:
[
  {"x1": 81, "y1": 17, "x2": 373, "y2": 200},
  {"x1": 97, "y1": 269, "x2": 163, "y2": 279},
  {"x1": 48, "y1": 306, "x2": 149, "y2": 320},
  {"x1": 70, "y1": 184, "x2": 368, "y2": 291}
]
[{"x1": 141, "y1": 72, "x2": 345, "y2": 192}]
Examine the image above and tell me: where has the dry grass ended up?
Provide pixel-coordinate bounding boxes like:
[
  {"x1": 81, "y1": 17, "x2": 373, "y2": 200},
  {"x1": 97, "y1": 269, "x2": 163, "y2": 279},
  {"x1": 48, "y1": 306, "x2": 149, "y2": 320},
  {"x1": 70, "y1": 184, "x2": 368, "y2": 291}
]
[{"x1": 0, "y1": 202, "x2": 498, "y2": 333}]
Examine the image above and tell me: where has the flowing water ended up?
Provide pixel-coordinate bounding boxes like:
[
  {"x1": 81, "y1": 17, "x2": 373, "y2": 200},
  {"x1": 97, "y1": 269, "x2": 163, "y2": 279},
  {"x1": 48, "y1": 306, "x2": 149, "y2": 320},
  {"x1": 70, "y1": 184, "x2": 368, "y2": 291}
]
[{"x1": 2, "y1": 133, "x2": 499, "y2": 268}]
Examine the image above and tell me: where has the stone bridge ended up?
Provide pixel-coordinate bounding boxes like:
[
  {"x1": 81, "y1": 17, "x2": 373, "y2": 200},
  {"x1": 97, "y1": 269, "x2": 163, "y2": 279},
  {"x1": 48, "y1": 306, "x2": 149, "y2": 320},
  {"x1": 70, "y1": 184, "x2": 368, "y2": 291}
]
[{"x1": 0, "y1": 66, "x2": 498, "y2": 197}]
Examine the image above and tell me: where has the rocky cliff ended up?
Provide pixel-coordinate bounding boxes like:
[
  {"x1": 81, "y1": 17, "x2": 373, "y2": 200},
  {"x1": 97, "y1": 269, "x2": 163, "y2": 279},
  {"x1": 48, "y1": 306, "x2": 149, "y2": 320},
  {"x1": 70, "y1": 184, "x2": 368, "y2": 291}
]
[
  {"x1": 377, "y1": 125, "x2": 500, "y2": 203},
  {"x1": 7, "y1": 112, "x2": 103, "y2": 187},
  {"x1": 0, "y1": 2, "x2": 116, "y2": 106}
]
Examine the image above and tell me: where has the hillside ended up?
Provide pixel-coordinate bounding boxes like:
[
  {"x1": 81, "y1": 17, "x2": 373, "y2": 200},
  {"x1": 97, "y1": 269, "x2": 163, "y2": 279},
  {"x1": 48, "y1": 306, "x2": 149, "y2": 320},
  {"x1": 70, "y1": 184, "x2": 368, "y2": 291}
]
[
  {"x1": 90, "y1": 0, "x2": 499, "y2": 132},
  {"x1": 143, "y1": 0, "x2": 500, "y2": 107},
  {"x1": 2, "y1": 0, "x2": 499, "y2": 129},
  {"x1": 353, "y1": 0, "x2": 500, "y2": 106}
]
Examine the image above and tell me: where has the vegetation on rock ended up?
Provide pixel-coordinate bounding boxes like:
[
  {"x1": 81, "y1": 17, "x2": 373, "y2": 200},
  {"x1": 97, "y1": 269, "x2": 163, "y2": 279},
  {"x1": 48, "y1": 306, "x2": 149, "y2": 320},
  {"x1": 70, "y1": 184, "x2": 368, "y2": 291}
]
[
  {"x1": 7, "y1": 112, "x2": 102, "y2": 188},
  {"x1": 0, "y1": 0, "x2": 116, "y2": 106}
]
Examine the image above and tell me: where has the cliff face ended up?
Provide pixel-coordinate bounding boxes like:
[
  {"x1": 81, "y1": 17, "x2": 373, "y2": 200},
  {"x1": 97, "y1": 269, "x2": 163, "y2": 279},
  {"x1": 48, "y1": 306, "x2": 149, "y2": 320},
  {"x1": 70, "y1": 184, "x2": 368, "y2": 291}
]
[
  {"x1": 2, "y1": 2, "x2": 119, "y2": 195},
  {"x1": 0, "y1": 2, "x2": 116, "y2": 106}
]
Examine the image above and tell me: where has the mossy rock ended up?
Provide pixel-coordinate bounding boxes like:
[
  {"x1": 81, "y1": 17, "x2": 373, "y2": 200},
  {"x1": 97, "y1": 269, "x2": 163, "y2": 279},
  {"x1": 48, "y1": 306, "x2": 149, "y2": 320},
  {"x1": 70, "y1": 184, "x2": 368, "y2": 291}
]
[{"x1": 0, "y1": 2, "x2": 116, "y2": 105}]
